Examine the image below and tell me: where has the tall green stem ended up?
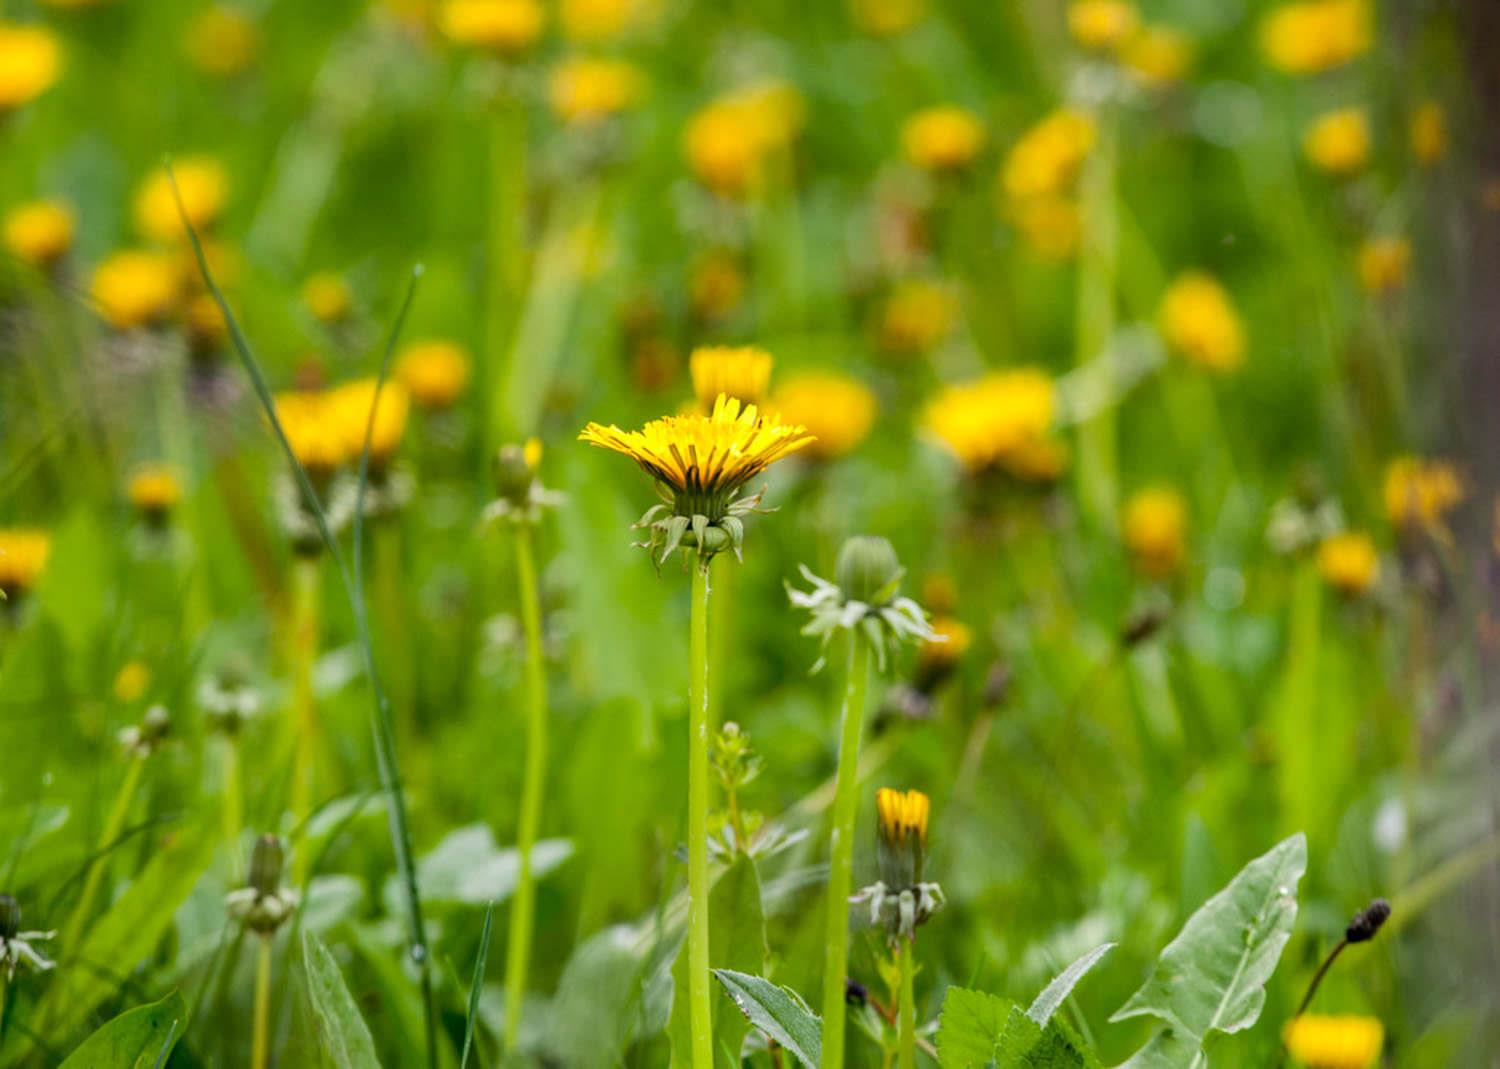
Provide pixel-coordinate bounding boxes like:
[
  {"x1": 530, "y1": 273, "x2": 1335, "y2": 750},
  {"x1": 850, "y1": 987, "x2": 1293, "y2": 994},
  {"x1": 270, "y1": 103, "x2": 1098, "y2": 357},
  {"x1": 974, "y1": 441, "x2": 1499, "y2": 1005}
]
[
  {"x1": 290, "y1": 554, "x2": 321, "y2": 884},
  {"x1": 503, "y1": 523, "x2": 548, "y2": 1049},
  {"x1": 223, "y1": 736, "x2": 244, "y2": 882},
  {"x1": 896, "y1": 939, "x2": 917, "y2": 1069},
  {"x1": 686, "y1": 558, "x2": 715, "y2": 1069},
  {"x1": 819, "y1": 636, "x2": 872, "y2": 1069},
  {"x1": 1074, "y1": 105, "x2": 1119, "y2": 530},
  {"x1": 60, "y1": 754, "x2": 145, "y2": 957},
  {"x1": 484, "y1": 94, "x2": 528, "y2": 453},
  {"x1": 251, "y1": 935, "x2": 272, "y2": 1069}
]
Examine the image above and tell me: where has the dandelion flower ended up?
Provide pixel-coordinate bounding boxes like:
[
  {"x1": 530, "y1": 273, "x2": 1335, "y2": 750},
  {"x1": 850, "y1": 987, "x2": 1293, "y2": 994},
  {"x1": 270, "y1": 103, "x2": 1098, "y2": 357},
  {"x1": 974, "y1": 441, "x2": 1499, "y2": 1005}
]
[
  {"x1": 1259, "y1": 0, "x2": 1371, "y2": 75},
  {"x1": 185, "y1": 6, "x2": 261, "y2": 78},
  {"x1": 91, "y1": 250, "x2": 181, "y2": 331},
  {"x1": 1356, "y1": 237, "x2": 1410, "y2": 296},
  {"x1": 396, "y1": 340, "x2": 471, "y2": 410},
  {"x1": 302, "y1": 272, "x2": 353, "y2": 324},
  {"x1": 848, "y1": 0, "x2": 926, "y2": 36},
  {"x1": 3, "y1": 199, "x2": 74, "y2": 270},
  {"x1": 128, "y1": 464, "x2": 183, "y2": 522},
  {"x1": 0, "y1": 23, "x2": 61, "y2": 112},
  {"x1": 329, "y1": 378, "x2": 410, "y2": 466},
  {"x1": 689, "y1": 345, "x2": 773, "y2": 409},
  {"x1": 1123, "y1": 487, "x2": 1187, "y2": 578},
  {"x1": 113, "y1": 660, "x2": 151, "y2": 703},
  {"x1": 1383, "y1": 456, "x2": 1462, "y2": 534},
  {"x1": 923, "y1": 370, "x2": 1057, "y2": 475},
  {"x1": 879, "y1": 279, "x2": 957, "y2": 354},
  {"x1": 0, "y1": 529, "x2": 51, "y2": 600},
  {"x1": 684, "y1": 82, "x2": 803, "y2": 196},
  {"x1": 1159, "y1": 271, "x2": 1245, "y2": 372},
  {"x1": 1067, "y1": 0, "x2": 1139, "y2": 52},
  {"x1": 439, "y1": 0, "x2": 544, "y2": 54},
  {"x1": 1303, "y1": 108, "x2": 1370, "y2": 177},
  {"x1": 549, "y1": 56, "x2": 642, "y2": 125},
  {"x1": 1282, "y1": 1015, "x2": 1383, "y2": 1069},
  {"x1": 1001, "y1": 109, "x2": 1095, "y2": 200},
  {"x1": 1121, "y1": 25, "x2": 1192, "y2": 87},
  {"x1": 134, "y1": 157, "x2": 228, "y2": 243},
  {"x1": 901, "y1": 106, "x2": 985, "y2": 172},
  {"x1": 1008, "y1": 194, "x2": 1082, "y2": 260},
  {"x1": 1317, "y1": 532, "x2": 1378, "y2": 596},
  {"x1": 273, "y1": 391, "x2": 347, "y2": 476},
  {"x1": 769, "y1": 372, "x2": 877, "y2": 461},
  {"x1": 560, "y1": 0, "x2": 640, "y2": 41}
]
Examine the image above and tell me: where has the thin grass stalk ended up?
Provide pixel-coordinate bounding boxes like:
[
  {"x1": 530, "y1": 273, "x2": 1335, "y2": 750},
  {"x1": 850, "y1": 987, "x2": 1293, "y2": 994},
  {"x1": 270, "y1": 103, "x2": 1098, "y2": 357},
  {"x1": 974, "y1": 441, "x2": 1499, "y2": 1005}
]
[
  {"x1": 502, "y1": 523, "x2": 547, "y2": 1049},
  {"x1": 251, "y1": 936, "x2": 271, "y2": 1069},
  {"x1": 819, "y1": 635, "x2": 872, "y2": 1069},
  {"x1": 289, "y1": 554, "x2": 321, "y2": 884},
  {"x1": 59, "y1": 753, "x2": 145, "y2": 958},
  {"x1": 686, "y1": 557, "x2": 715, "y2": 1069},
  {"x1": 896, "y1": 938, "x2": 917, "y2": 1069},
  {"x1": 222, "y1": 737, "x2": 244, "y2": 883}
]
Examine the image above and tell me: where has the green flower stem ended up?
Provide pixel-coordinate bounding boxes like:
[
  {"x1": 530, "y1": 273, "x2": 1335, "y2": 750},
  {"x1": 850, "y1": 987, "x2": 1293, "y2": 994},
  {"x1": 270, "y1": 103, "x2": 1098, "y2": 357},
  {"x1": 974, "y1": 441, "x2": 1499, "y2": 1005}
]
[
  {"x1": 289, "y1": 554, "x2": 321, "y2": 884},
  {"x1": 59, "y1": 752, "x2": 146, "y2": 961},
  {"x1": 251, "y1": 935, "x2": 272, "y2": 1069},
  {"x1": 686, "y1": 556, "x2": 715, "y2": 1069},
  {"x1": 373, "y1": 519, "x2": 415, "y2": 749},
  {"x1": 1074, "y1": 103, "x2": 1119, "y2": 530},
  {"x1": 484, "y1": 93, "x2": 528, "y2": 453},
  {"x1": 819, "y1": 635, "x2": 872, "y2": 1069},
  {"x1": 503, "y1": 522, "x2": 548, "y2": 1049},
  {"x1": 222, "y1": 736, "x2": 244, "y2": 883},
  {"x1": 896, "y1": 938, "x2": 917, "y2": 1069},
  {"x1": 708, "y1": 554, "x2": 732, "y2": 732}
]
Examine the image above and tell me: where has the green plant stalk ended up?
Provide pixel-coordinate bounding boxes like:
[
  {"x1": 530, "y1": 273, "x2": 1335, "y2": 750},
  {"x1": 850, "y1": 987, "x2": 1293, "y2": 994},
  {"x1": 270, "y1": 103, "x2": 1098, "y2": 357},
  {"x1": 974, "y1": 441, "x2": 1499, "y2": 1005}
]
[
  {"x1": 502, "y1": 523, "x2": 548, "y2": 1049},
  {"x1": 59, "y1": 753, "x2": 146, "y2": 958},
  {"x1": 251, "y1": 935, "x2": 272, "y2": 1069},
  {"x1": 896, "y1": 938, "x2": 917, "y2": 1069},
  {"x1": 686, "y1": 557, "x2": 715, "y2": 1069},
  {"x1": 819, "y1": 635, "x2": 872, "y2": 1069},
  {"x1": 484, "y1": 93, "x2": 528, "y2": 454},
  {"x1": 373, "y1": 519, "x2": 414, "y2": 749},
  {"x1": 708, "y1": 554, "x2": 732, "y2": 732},
  {"x1": 290, "y1": 554, "x2": 321, "y2": 884},
  {"x1": 222, "y1": 736, "x2": 244, "y2": 883},
  {"x1": 1073, "y1": 106, "x2": 1119, "y2": 530}
]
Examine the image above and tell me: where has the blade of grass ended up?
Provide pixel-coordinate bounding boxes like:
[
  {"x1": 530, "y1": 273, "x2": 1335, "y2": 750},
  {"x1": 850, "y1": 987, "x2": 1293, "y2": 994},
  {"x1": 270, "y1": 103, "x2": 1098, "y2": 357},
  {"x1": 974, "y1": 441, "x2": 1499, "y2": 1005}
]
[{"x1": 461, "y1": 902, "x2": 496, "y2": 1069}]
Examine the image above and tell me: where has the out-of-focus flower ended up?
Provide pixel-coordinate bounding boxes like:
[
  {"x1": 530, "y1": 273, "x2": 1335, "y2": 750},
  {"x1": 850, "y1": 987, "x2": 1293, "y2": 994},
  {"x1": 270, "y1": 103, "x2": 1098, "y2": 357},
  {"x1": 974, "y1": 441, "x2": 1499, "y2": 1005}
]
[
  {"x1": 0, "y1": 529, "x2": 50, "y2": 601},
  {"x1": 0, "y1": 23, "x2": 61, "y2": 112},
  {"x1": 1281, "y1": 1014, "x2": 1383, "y2": 1069},
  {"x1": 3, "y1": 199, "x2": 74, "y2": 270},
  {"x1": 684, "y1": 81, "x2": 804, "y2": 196},
  {"x1": 689, "y1": 345, "x2": 773, "y2": 409},
  {"x1": 226, "y1": 835, "x2": 300, "y2": 935},
  {"x1": 1259, "y1": 0, "x2": 1371, "y2": 75},
  {"x1": 0, "y1": 896, "x2": 55, "y2": 982},
  {"x1": 135, "y1": 157, "x2": 228, "y2": 243},
  {"x1": 1123, "y1": 487, "x2": 1187, "y2": 578},
  {"x1": 185, "y1": 6, "x2": 261, "y2": 78},
  {"x1": 848, "y1": 0, "x2": 925, "y2": 36},
  {"x1": 879, "y1": 279, "x2": 957, "y2": 354},
  {"x1": 689, "y1": 252, "x2": 745, "y2": 322},
  {"x1": 128, "y1": 464, "x2": 183, "y2": 523},
  {"x1": 1303, "y1": 108, "x2": 1370, "y2": 176},
  {"x1": 923, "y1": 370, "x2": 1056, "y2": 477},
  {"x1": 1000, "y1": 109, "x2": 1095, "y2": 200},
  {"x1": 1121, "y1": 25, "x2": 1192, "y2": 87},
  {"x1": 1159, "y1": 271, "x2": 1244, "y2": 372},
  {"x1": 39, "y1": 0, "x2": 119, "y2": 8},
  {"x1": 1357, "y1": 237, "x2": 1410, "y2": 296},
  {"x1": 302, "y1": 272, "x2": 353, "y2": 324},
  {"x1": 1408, "y1": 101, "x2": 1446, "y2": 167},
  {"x1": 273, "y1": 390, "x2": 346, "y2": 476},
  {"x1": 1067, "y1": 0, "x2": 1138, "y2": 52},
  {"x1": 1383, "y1": 456, "x2": 1462, "y2": 534},
  {"x1": 91, "y1": 250, "x2": 180, "y2": 331},
  {"x1": 1008, "y1": 194, "x2": 1081, "y2": 259},
  {"x1": 549, "y1": 56, "x2": 642, "y2": 124},
  {"x1": 113, "y1": 660, "x2": 151, "y2": 703},
  {"x1": 396, "y1": 340, "x2": 471, "y2": 410},
  {"x1": 185, "y1": 293, "x2": 228, "y2": 352},
  {"x1": 901, "y1": 106, "x2": 985, "y2": 172},
  {"x1": 918, "y1": 616, "x2": 971, "y2": 677},
  {"x1": 439, "y1": 0, "x2": 544, "y2": 54},
  {"x1": 769, "y1": 372, "x2": 877, "y2": 461},
  {"x1": 560, "y1": 0, "x2": 641, "y2": 41},
  {"x1": 1318, "y1": 532, "x2": 1378, "y2": 596},
  {"x1": 328, "y1": 379, "x2": 410, "y2": 466}
]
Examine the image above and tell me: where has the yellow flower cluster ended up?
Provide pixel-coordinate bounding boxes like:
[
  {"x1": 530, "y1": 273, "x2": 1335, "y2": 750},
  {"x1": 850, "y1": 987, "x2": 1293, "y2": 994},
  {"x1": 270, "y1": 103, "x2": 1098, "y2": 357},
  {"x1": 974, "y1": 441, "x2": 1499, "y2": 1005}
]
[
  {"x1": 1123, "y1": 487, "x2": 1186, "y2": 578},
  {"x1": 0, "y1": 529, "x2": 52, "y2": 597},
  {"x1": 1259, "y1": 0, "x2": 1372, "y2": 75},
  {"x1": 439, "y1": 0, "x2": 544, "y2": 54},
  {"x1": 134, "y1": 157, "x2": 229, "y2": 243},
  {"x1": 1356, "y1": 237, "x2": 1410, "y2": 295},
  {"x1": 684, "y1": 81, "x2": 804, "y2": 197},
  {"x1": 274, "y1": 379, "x2": 411, "y2": 474},
  {"x1": 1000, "y1": 109, "x2": 1095, "y2": 259},
  {"x1": 0, "y1": 22, "x2": 61, "y2": 112},
  {"x1": 1317, "y1": 532, "x2": 1378, "y2": 596},
  {"x1": 1383, "y1": 456, "x2": 1462, "y2": 533},
  {"x1": 1159, "y1": 272, "x2": 1245, "y2": 372},
  {"x1": 396, "y1": 340, "x2": 472, "y2": 410},
  {"x1": 923, "y1": 370, "x2": 1057, "y2": 477},
  {"x1": 1281, "y1": 1014, "x2": 1383, "y2": 1069},
  {"x1": 879, "y1": 279, "x2": 957, "y2": 355},
  {"x1": 901, "y1": 106, "x2": 985, "y2": 173},
  {"x1": 689, "y1": 345, "x2": 774, "y2": 409},
  {"x1": 769, "y1": 372, "x2": 877, "y2": 461},
  {"x1": 1303, "y1": 108, "x2": 1370, "y2": 177},
  {"x1": 184, "y1": 6, "x2": 261, "y2": 78},
  {"x1": 3, "y1": 199, "x2": 75, "y2": 269},
  {"x1": 549, "y1": 56, "x2": 642, "y2": 125}
]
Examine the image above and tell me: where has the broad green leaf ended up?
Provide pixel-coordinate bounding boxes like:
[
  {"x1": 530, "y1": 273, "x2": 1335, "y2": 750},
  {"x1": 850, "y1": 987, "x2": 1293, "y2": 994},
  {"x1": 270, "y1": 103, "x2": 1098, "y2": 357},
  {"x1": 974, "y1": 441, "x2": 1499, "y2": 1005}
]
[
  {"x1": 712, "y1": 970, "x2": 821, "y2": 1069},
  {"x1": 547, "y1": 924, "x2": 656, "y2": 1066},
  {"x1": 302, "y1": 931, "x2": 383, "y2": 1069},
  {"x1": 1027, "y1": 943, "x2": 1116, "y2": 1026},
  {"x1": 1110, "y1": 834, "x2": 1307, "y2": 1067},
  {"x1": 939, "y1": 989, "x2": 1098, "y2": 1069},
  {"x1": 58, "y1": 991, "x2": 188, "y2": 1069},
  {"x1": 386, "y1": 824, "x2": 571, "y2": 908}
]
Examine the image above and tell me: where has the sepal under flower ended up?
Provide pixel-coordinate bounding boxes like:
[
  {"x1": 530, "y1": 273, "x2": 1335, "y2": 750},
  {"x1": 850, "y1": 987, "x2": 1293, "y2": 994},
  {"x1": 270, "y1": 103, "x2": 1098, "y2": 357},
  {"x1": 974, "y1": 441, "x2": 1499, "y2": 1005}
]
[{"x1": 786, "y1": 563, "x2": 937, "y2": 672}]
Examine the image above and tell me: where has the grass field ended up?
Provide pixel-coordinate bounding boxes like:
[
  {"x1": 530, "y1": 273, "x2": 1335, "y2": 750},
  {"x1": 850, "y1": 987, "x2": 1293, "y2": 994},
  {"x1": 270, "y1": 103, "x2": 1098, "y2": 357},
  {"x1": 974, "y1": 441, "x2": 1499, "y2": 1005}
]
[{"x1": 0, "y1": 0, "x2": 1497, "y2": 1066}]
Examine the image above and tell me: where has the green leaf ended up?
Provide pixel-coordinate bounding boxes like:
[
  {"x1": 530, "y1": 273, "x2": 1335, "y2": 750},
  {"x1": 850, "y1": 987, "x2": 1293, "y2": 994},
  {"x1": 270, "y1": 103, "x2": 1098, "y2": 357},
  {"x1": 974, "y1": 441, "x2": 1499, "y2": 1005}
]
[
  {"x1": 938, "y1": 989, "x2": 1097, "y2": 1069},
  {"x1": 711, "y1": 970, "x2": 821, "y2": 1069},
  {"x1": 302, "y1": 931, "x2": 384, "y2": 1069},
  {"x1": 1027, "y1": 943, "x2": 1115, "y2": 1026},
  {"x1": 388, "y1": 824, "x2": 572, "y2": 908},
  {"x1": 58, "y1": 991, "x2": 188, "y2": 1069},
  {"x1": 1109, "y1": 834, "x2": 1308, "y2": 1067}
]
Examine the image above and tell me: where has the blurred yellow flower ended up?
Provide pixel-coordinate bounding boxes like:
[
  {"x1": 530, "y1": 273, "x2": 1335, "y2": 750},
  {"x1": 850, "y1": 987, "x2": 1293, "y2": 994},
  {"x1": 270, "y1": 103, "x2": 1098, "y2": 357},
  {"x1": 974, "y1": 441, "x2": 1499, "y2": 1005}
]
[
  {"x1": 1002, "y1": 437, "x2": 1069, "y2": 483},
  {"x1": 113, "y1": 660, "x2": 151, "y2": 703},
  {"x1": 396, "y1": 340, "x2": 472, "y2": 409},
  {"x1": 848, "y1": 0, "x2": 925, "y2": 36},
  {"x1": 302, "y1": 272, "x2": 353, "y2": 324},
  {"x1": 185, "y1": 6, "x2": 261, "y2": 78},
  {"x1": 560, "y1": 0, "x2": 641, "y2": 41},
  {"x1": 923, "y1": 370, "x2": 1056, "y2": 475},
  {"x1": 919, "y1": 616, "x2": 972, "y2": 670},
  {"x1": 329, "y1": 379, "x2": 410, "y2": 464},
  {"x1": 1409, "y1": 101, "x2": 1446, "y2": 167},
  {"x1": 1383, "y1": 456, "x2": 1462, "y2": 533},
  {"x1": 769, "y1": 372, "x2": 877, "y2": 461},
  {"x1": 690, "y1": 345, "x2": 774, "y2": 409},
  {"x1": 91, "y1": 250, "x2": 181, "y2": 331},
  {"x1": 0, "y1": 528, "x2": 51, "y2": 598},
  {"x1": 1123, "y1": 487, "x2": 1187, "y2": 578},
  {"x1": 901, "y1": 106, "x2": 985, "y2": 172},
  {"x1": 1282, "y1": 1014, "x2": 1383, "y2": 1069},
  {"x1": 1008, "y1": 194, "x2": 1082, "y2": 259},
  {"x1": 274, "y1": 391, "x2": 346, "y2": 474},
  {"x1": 1067, "y1": 0, "x2": 1138, "y2": 52},
  {"x1": 185, "y1": 292, "x2": 228, "y2": 350},
  {"x1": 439, "y1": 0, "x2": 544, "y2": 54},
  {"x1": 549, "y1": 56, "x2": 642, "y2": 124},
  {"x1": 1159, "y1": 271, "x2": 1244, "y2": 372},
  {"x1": 135, "y1": 157, "x2": 228, "y2": 243},
  {"x1": 1121, "y1": 25, "x2": 1192, "y2": 87},
  {"x1": 879, "y1": 279, "x2": 957, "y2": 354},
  {"x1": 128, "y1": 464, "x2": 183, "y2": 517},
  {"x1": 1259, "y1": 0, "x2": 1371, "y2": 75},
  {"x1": 1001, "y1": 109, "x2": 1096, "y2": 200},
  {"x1": 0, "y1": 23, "x2": 62, "y2": 112},
  {"x1": 1303, "y1": 108, "x2": 1370, "y2": 177},
  {"x1": 1317, "y1": 532, "x2": 1378, "y2": 596},
  {"x1": 684, "y1": 82, "x2": 803, "y2": 196},
  {"x1": 689, "y1": 252, "x2": 745, "y2": 322},
  {"x1": 1356, "y1": 237, "x2": 1410, "y2": 295},
  {"x1": 3, "y1": 199, "x2": 75, "y2": 269}
]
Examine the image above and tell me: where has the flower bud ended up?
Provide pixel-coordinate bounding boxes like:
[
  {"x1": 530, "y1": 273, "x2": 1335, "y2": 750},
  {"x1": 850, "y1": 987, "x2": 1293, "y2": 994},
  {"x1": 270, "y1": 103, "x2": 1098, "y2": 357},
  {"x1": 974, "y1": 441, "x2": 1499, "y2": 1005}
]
[
  {"x1": 0, "y1": 894, "x2": 19, "y2": 941},
  {"x1": 875, "y1": 787, "x2": 929, "y2": 889},
  {"x1": 836, "y1": 535, "x2": 902, "y2": 605},
  {"x1": 249, "y1": 835, "x2": 285, "y2": 898},
  {"x1": 1344, "y1": 898, "x2": 1390, "y2": 944},
  {"x1": 492, "y1": 443, "x2": 537, "y2": 504}
]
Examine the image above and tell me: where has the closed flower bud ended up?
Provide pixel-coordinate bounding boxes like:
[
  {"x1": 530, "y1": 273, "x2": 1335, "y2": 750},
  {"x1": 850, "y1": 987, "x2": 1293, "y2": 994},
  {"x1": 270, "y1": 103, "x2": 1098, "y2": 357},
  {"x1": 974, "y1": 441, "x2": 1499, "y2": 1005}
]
[
  {"x1": 249, "y1": 835, "x2": 285, "y2": 897},
  {"x1": 493, "y1": 442, "x2": 537, "y2": 503},
  {"x1": 1344, "y1": 898, "x2": 1389, "y2": 943},
  {"x1": 875, "y1": 787, "x2": 929, "y2": 889},
  {"x1": 837, "y1": 535, "x2": 903, "y2": 606}
]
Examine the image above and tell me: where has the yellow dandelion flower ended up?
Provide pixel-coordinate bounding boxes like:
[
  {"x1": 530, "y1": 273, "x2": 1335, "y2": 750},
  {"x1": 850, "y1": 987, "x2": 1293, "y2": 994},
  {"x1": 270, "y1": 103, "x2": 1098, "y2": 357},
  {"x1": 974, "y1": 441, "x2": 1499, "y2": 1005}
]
[
  {"x1": 1303, "y1": 108, "x2": 1370, "y2": 177},
  {"x1": 439, "y1": 0, "x2": 544, "y2": 54},
  {"x1": 135, "y1": 157, "x2": 228, "y2": 243},
  {"x1": 769, "y1": 372, "x2": 878, "y2": 461},
  {"x1": 921, "y1": 573, "x2": 958, "y2": 614},
  {"x1": 1008, "y1": 194, "x2": 1082, "y2": 260},
  {"x1": 91, "y1": 250, "x2": 181, "y2": 331},
  {"x1": 113, "y1": 660, "x2": 151, "y2": 703},
  {"x1": 1318, "y1": 532, "x2": 1378, "y2": 596},
  {"x1": 689, "y1": 252, "x2": 745, "y2": 322},
  {"x1": 1123, "y1": 487, "x2": 1187, "y2": 578},
  {"x1": 1159, "y1": 271, "x2": 1245, "y2": 372},
  {"x1": 560, "y1": 0, "x2": 640, "y2": 42},
  {"x1": 689, "y1": 345, "x2": 774, "y2": 409},
  {"x1": 127, "y1": 464, "x2": 182, "y2": 517},
  {"x1": 1282, "y1": 1015, "x2": 1383, "y2": 1069},
  {"x1": 395, "y1": 340, "x2": 472, "y2": 410},
  {"x1": 879, "y1": 279, "x2": 957, "y2": 354},
  {"x1": 1384, "y1": 456, "x2": 1462, "y2": 533},
  {"x1": 1001, "y1": 108, "x2": 1096, "y2": 200},
  {"x1": 876, "y1": 787, "x2": 929, "y2": 854},
  {"x1": 3, "y1": 199, "x2": 74, "y2": 269},
  {"x1": 901, "y1": 106, "x2": 986, "y2": 172},
  {"x1": 273, "y1": 390, "x2": 347, "y2": 475},
  {"x1": 1357, "y1": 237, "x2": 1410, "y2": 295},
  {"x1": 550, "y1": 56, "x2": 642, "y2": 125},
  {"x1": 329, "y1": 379, "x2": 410, "y2": 464},
  {"x1": 0, "y1": 23, "x2": 62, "y2": 112},
  {"x1": 1409, "y1": 101, "x2": 1446, "y2": 167},
  {"x1": 302, "y1": 272, "x2": 353, "y2": 324},
  {"x1": 848, "y1": 0, "x2": 925, "y2": 36},
  {"x1": 1067, "y1": 0, "x2": 1139, "y2": 52},
  {"x1": 923, "y1": 370, "x2": 1056, "y2": 474},
  {"x1": 919, "y1": 616, "x2": 972, "y2": 670},
  {"x1": 185, "y1": 6, "x2": 261, "y2": 78},
  {"x1": 1002, "y1": 436, "x2": 1069, "y2": 483},
  {"x1": 1259, "y1": 0, "x2": 1371, "y2": 75},
  {"x1": 0, "y1": 528, "x2": 51, "y2": 598},
  {"x1": 683, "y1": 82, "x2": 804, "y2": 196},
  {"x1": 1121, "y1": 25, "x2": 1192, "y2": 87},
  {"x1": 185, "y1": 293, "x2": 228, "y2": 350}
]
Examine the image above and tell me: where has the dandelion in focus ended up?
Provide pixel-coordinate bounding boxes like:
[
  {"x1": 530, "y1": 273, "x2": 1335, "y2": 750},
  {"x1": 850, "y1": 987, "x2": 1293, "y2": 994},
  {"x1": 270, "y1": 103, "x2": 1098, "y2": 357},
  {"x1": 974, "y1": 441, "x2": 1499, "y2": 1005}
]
[
  {"x1": 689, "y1": 345, "x2": 773, "y2": 410},
  {"x1": 1281, "y1": 1014, "x2": 1383, "y2": 1069},
  {"x1": 91, "y1": 250, "x2": 181, "y2": 331},
  {"x1": 0, "y1": 23, "x2": 62, "y2": 113},
  {"x1": 1303, "y1": 108, "x2": 1370, "y2": 177},
  {"x1": 769, "y1": 372, "x2": 877, "y2": 461},
  {"x1": 1356, "y1": 237, "x2": 1410, "y2": 296},
  {"x1": 396, "y1": 340, "x2": 472, "y2": 410},
  {"x1": 3, "y1": 199, "x2": 74, "y2": 271},
  {"x1": 901, "y1": 105, "x2": 985, "y2": 173},
  {"x1": 135, "y1": 157, "x2": 228, "y2": 243},
  {"x1": 1123, "y1": 487, "x2": 1187, "y2": 578},
  {"x1": 1317, "y1": 532, "x2": 1378, "y2": 597},
  {"x1": 1159, "y1": 271, "x2": 1245, "y2": 372}
]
